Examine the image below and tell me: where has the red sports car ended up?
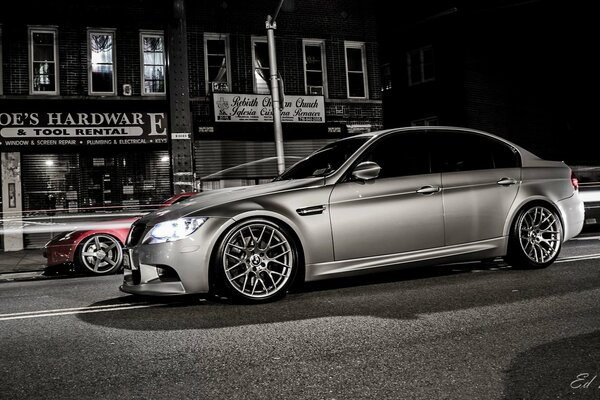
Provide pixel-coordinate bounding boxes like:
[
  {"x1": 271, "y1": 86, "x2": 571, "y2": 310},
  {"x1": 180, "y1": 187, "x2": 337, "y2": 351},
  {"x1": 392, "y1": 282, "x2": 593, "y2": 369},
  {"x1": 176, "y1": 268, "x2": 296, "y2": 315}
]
[{"x1": 43, "y1": 192, "x2": 197, "y2": 275}]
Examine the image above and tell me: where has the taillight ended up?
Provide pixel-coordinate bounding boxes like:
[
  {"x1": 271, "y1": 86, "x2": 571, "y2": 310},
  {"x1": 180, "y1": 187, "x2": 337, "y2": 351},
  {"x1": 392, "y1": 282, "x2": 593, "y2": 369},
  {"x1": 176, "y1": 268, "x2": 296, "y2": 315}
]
[{"x1": 571, "y1": 171, "x2": 579, "y2": 191}]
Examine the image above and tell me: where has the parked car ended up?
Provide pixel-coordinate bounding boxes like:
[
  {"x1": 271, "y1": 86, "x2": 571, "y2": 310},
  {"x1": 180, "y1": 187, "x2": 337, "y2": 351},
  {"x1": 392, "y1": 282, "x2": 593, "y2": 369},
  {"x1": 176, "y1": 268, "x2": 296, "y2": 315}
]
[
  {"x1": 43, "y1": 192, "x2": 197, "y2": 275},
  {"x1": 120, "y1": 126, "x2": 584, "y2": 303}
]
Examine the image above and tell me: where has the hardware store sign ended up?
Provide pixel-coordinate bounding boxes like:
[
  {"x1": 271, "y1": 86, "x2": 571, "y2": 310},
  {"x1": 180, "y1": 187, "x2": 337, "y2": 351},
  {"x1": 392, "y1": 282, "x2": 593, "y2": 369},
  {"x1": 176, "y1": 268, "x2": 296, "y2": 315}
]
[
  {"x1": 214, "y1": 94, "x2": 325, "y2": 123},
  {"x1": 0, "y1": 111, "x2": 168, "y2": 146}
]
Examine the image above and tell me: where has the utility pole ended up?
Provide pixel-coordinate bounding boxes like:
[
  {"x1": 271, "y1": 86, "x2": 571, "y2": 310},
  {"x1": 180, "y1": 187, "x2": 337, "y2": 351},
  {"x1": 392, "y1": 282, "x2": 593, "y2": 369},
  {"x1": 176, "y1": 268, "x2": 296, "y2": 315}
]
[{"x1": 266, "y1": 0, "x2": 286, "y2": 174}]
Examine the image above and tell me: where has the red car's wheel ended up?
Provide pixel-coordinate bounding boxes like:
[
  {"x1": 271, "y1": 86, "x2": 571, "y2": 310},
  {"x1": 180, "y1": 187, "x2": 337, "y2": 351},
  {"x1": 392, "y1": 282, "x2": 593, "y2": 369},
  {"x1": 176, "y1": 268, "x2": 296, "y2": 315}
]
[{"x1": 76, "y1": 234, "x2": 124, "y2": 275}]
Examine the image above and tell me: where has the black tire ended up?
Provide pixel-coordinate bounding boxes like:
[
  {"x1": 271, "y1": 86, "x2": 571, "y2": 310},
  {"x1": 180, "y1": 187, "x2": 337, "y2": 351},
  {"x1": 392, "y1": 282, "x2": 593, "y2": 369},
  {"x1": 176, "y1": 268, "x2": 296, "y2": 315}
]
[
  {"x1": 76, "y1": 234, "x2": 124, "y2": 275},
  {"x1": 216, "y1": 218, "x2": 299, "y2": 303},
  {"x1": 506, "y1": 204, "x2": 563, "y2": 269}
]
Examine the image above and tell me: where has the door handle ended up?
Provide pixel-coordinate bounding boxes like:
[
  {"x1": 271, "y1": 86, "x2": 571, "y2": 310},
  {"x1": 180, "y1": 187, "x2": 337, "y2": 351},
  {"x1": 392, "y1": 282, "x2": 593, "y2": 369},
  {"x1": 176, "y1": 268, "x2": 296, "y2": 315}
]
[
  {"x1": 416, "y1": 185, "x2": 441, "y2": 195},
  {"x1": 497, "y1": 178, "x2": 517, "y2": 186}
]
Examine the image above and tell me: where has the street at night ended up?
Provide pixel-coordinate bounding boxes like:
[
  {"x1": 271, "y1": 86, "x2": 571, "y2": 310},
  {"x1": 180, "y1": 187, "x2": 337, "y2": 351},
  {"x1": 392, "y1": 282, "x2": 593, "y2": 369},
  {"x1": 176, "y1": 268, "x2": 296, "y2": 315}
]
[{"x1": 1, "y1": 237, "x2": 599, "y2": 400}]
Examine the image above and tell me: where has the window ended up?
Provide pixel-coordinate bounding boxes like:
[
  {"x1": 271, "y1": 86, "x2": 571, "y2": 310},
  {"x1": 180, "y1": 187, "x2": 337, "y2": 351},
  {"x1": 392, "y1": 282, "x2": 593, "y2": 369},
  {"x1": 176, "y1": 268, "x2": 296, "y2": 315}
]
[
  {"x1": 303, "y1": 39, "x2": 327, "y2": 96},
  {"x1": 407, "y1": 45, "x2": 434, "y2": 86},
  {"x1": 140, "y1": 31, "x2": 165, "y2": 95},
  {"x1": 344, "y1": 41, "x2": 368, "y2": 99},
  {"x1": 411, "y1": 116, "x2": 439, "y2": 126},
  {"x1": 29, "y1": 27, "x2": 58, "y2": 95},
  {"x1": 360, "y1": 133, "x2": 431, "y2": 179},
  {"x1": 88, "y1": 29, "x2": 116, "y2": 95},
  {"x1": 381, "y1": 63, "x2": 392, "y2": 92},
  {"x1": 251, "y1": 37, "x2": 270, "y2": 94},
  {"x1": 431, "y1": 131, "x2": 520, "y2": 173},
  {"x1": 204, "y1": 33, "x2": 231, "y2": 94}
]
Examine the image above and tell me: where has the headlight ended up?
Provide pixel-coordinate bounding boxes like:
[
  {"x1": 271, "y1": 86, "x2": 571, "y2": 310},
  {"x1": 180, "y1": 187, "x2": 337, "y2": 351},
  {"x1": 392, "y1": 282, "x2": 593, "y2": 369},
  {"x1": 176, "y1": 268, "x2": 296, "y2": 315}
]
[{"x1": 144, "y1": 217, "x2": 207, "y2": 244}]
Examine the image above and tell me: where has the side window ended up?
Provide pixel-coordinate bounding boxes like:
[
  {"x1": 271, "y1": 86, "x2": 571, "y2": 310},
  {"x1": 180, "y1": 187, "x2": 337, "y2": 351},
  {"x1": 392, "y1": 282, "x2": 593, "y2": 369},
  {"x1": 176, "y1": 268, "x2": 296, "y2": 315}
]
[
  {"x1": 490, "y1": 140, "x2": 520, "y2": 168},
  {"x1": 360, "y1": 133, "x2": 431, "y2": 179},
  {"x1": 432, "y1": 131, "x2": 519, "y2": 172}
]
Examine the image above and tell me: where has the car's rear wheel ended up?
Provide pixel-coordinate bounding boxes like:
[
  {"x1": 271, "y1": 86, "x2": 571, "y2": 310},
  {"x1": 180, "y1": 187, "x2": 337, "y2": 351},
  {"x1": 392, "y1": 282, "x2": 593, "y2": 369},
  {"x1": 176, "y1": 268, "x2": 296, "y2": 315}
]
[
  {"x1": 76, "y1": 234, "x2": 124, "y2": 275},
  {"x1": 507, "y1": 205, "x2": 562, "y2": 269},
  {"x1": 217, "y1": 219, "x2": 298, "y2": 303}
]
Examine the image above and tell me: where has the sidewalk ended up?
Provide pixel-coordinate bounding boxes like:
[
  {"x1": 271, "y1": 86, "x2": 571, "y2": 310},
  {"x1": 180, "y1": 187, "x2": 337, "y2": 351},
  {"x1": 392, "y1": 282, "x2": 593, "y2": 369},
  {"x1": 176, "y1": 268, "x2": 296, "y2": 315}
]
[{"x1": 0, "y1": 248, "x2": 47, "y2": 274}]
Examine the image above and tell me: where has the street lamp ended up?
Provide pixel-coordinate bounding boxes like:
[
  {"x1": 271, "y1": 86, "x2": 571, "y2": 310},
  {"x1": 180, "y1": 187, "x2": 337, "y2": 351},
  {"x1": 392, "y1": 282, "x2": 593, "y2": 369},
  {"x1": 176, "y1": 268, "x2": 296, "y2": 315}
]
[{"x1": 266, "y1": 0, "x2": 286, "y2": 174}]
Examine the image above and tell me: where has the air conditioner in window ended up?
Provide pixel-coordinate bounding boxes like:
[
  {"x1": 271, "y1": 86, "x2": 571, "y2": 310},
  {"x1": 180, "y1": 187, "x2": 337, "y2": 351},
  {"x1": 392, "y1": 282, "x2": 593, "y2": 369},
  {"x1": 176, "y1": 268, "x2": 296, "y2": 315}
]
[
  {"x1": 212, "y1": 82, "x2": 229, "y2": 93},
  {"x1": 307, "y1": 86, "x2": 324, "y2": 96}
]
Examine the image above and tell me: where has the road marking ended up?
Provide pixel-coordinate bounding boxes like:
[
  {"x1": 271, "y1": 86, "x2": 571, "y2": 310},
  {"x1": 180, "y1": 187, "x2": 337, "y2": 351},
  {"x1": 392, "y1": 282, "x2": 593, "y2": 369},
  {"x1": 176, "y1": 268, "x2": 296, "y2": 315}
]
[
  {"x1": 556, "y1": 253, "x2": 600, "y2": 263},
  {"x1": 0, "y1": 303, "x2": 159, "y2": 321}
]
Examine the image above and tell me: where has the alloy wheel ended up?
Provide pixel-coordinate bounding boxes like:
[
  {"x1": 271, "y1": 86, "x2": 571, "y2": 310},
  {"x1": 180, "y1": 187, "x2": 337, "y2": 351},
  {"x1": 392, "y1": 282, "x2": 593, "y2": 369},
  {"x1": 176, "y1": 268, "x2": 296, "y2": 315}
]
[
  {"x1": 517, "y1": 206, "x2": 561, "y2": 264},
  {"x1": 78, "y1": 234, "x2": 123, "y2": 274},
  {"x1": 222, "y1": 222, "x2": 294, "y2": 300}
]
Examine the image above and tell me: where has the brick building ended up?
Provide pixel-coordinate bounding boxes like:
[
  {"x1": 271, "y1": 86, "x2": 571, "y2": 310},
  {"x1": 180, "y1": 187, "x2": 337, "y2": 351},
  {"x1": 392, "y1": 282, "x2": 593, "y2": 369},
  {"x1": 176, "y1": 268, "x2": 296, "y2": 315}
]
[
  {"x1": 0, "y1": 0, "x2": 382, "y2": 249},
  {"x1": 377, "y1": 0, "x2": 591, "y2": 165}
]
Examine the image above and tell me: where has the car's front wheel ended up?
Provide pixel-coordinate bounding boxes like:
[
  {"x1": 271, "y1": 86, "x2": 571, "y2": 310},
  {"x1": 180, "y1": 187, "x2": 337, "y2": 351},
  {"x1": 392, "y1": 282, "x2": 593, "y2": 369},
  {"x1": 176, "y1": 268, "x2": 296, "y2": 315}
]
[
  {"x1": 507, "y1": 205, "x2": 563, "y2": 269},
  {"x1": 216, "y1": 219, "x2": 298, "y2": 303},
  {"x1": 76, "y1": 234, "x2": 124, "y2": 275}
]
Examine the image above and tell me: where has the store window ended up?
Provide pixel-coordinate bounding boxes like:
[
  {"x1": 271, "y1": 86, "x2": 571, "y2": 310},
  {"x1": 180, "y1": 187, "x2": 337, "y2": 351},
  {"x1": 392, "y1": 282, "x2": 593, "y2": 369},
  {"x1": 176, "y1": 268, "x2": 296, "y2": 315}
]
[
  {"x1": 303, "y1": 39, "x2": 327, "y2": 97},
  {"x1": 21, "y1": 149, "x2": 171, "y2": 249},
  {"x1": 204, "y1": 33, "x2": 231, "y2": 94},
  {"x1": 252, "y1": 37, "x2": 270, "y2": 94},
  {"x1": 140, "y1": 31, "x2": 165, "y2": 95},
  {"x1": 29, "y1": 27, "x2": 59, "y2": 95},
  {"x1": 344, "y1": 41, "x2": 368, "y2": 99},
  {"x1": 88, "y1": 29, "x2": 116, "y2": 95},
  {"x1": 407, "y1": 45, "x2": 434, "y2": 86}
]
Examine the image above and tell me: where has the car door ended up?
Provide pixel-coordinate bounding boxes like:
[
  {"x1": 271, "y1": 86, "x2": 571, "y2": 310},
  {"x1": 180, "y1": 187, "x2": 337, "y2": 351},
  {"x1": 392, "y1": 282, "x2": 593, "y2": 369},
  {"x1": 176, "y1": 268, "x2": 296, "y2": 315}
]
[
  {"x1": 431, "y1": 130, "x2": 521, "y2": 246},
  {"x1": 329, "y1": 131, "x2": 445, "y2": 261}
]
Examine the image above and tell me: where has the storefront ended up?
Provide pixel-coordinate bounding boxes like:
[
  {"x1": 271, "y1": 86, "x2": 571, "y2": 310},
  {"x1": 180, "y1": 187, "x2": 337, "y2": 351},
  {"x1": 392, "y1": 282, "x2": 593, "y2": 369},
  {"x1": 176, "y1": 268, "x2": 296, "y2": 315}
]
[
  {"x1": 0, "y1": 99, "x2": 170, "y2": 249},
  {"x1": 193, "y1": 93, "x2": 346, "y2": 189}
]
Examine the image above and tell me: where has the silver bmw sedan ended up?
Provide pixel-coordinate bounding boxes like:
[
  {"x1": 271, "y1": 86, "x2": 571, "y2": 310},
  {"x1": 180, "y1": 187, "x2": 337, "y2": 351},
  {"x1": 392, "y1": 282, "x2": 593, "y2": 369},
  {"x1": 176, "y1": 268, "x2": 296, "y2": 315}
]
[{"x1": 120, "y1": 126, "x2": 584, "y2": 303}]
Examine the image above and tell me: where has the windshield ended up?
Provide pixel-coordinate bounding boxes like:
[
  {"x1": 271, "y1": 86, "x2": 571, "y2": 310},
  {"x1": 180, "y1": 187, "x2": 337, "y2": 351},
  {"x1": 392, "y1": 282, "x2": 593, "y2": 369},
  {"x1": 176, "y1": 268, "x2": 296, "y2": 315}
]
[{"x1": 277, "y1": 137, "x2": 370, "y2": 180}]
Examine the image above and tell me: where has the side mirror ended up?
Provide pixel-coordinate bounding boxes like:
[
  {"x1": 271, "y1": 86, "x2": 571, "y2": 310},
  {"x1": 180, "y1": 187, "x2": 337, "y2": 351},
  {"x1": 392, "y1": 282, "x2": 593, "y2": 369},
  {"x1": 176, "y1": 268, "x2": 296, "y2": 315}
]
[{"x1": 351, "y1": 161, "x2": 381, "y2": 181}]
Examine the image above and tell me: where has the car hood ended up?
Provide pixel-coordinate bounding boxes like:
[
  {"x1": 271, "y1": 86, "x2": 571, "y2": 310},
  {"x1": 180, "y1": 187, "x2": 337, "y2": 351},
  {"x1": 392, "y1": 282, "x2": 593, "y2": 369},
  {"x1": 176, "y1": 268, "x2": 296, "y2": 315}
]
[{"x1": 137, "y1": 178, "x2": 325, "y2": 225}]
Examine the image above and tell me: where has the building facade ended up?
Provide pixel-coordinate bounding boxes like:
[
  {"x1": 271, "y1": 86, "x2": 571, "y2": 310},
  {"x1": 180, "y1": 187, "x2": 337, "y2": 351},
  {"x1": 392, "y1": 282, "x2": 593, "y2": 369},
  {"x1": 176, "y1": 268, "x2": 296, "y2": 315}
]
[
  {"x1": 378, "y1": 0, "x2": 590, "y2": 165},
  {"x1": 0, "y1": 0, "x2": 382, "y2": 250}
]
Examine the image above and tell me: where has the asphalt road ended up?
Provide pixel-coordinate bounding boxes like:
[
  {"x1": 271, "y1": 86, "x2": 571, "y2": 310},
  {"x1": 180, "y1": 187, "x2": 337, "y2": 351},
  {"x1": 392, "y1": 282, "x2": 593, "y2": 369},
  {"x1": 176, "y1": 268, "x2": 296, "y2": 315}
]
[{"x1": 1, "y1": 239, "x2": 600, "y2": 400}]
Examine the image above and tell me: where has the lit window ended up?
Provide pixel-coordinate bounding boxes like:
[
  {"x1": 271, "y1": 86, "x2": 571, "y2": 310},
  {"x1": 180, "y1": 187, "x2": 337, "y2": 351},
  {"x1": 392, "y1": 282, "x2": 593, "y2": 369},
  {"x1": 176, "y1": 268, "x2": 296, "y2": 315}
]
[
  {"x1": 407, "y1": 46, "x2": 435, "y2": 86},
  {"x1": 252, "y1": 37, "x2": 270, "y2": 94},
  {"x1": 141, "y1": 32, "x2": 165, "y2": 95},
  {"x1": 89, "y1": 29, "x2": 116, "y2": 95},
  {"x1": 204, "y1": 33, "x2": 231, "y2": 94},
  {"x1": 303, "y1": 39, "x2": 327, "y2": 97},
  {"x1": 344, "y1": 41, "x2": 368, "y2": 99},
  {"x1": 29, "y1": 27, "x2": 59, "y2": 95}
]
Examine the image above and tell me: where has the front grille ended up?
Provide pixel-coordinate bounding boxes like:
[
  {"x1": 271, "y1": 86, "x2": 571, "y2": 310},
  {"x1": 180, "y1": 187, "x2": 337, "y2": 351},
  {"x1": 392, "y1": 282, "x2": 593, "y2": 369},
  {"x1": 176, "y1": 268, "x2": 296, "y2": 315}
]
[{"x1": 127, "y1": 223, "x2": 146, "y2": 246}]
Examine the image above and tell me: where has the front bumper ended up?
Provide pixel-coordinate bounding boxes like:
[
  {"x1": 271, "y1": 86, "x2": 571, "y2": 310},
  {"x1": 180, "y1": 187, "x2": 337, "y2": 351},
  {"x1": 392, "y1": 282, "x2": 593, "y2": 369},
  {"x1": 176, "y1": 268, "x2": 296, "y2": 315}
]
[
  {"x1": 119, "y1": 217, "x2": 231, "y2": 296},
  {"x1": 44, "y1": 243, "x2": 75, "y2": 267}
]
